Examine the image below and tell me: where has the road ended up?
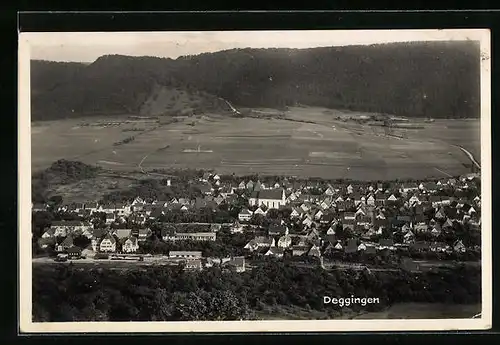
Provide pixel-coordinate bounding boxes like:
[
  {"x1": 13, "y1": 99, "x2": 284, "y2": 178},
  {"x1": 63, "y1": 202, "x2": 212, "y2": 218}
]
[
  {"x1": 33, "y1": 255, "x2": 480, "y2": 272},
  {"x1": 453, "y1": 145, "x2": 481, "y2": 170}
]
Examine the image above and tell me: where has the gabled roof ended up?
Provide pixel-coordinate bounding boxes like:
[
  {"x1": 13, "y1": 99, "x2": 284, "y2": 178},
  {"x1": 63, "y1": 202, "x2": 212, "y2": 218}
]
[
  {"x1": 250, "y1": 188, "x2": 284, "y2": 200},
  {"x1": 101, "y1": 233, "x2": 116, "y2": 244},
  {"x1": 124, "y1": 236, "x2": 138, "y2": 246},
  {"x1": 61, "y1": 235, "x2": 74, "y2": 247},
  {"x1": 227, "y1": 256, "x2": 245, "y2": 267},
  {"x1": 269, "y1": 224, "x2": 287, "y2": 234},
  {"x1": 66, "y1": 245, "x2": 82, "y2": 253},
  {"x1": 114, "y1": 229, "x2": 132, "y2": 239},
  {"x1": 266, "y1": 247, "x2": 284, "y2": 255},
  {"x1": 239, "y1": 208, "x2": 253, "y2": 215}
]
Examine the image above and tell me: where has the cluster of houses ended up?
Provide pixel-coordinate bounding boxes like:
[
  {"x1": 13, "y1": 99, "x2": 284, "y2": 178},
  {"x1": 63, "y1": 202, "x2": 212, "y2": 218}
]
[
  {"x1": 167, "y1": 251, "x2": 246, "y2": 272},
  {"x1": 33, "y1": 171, "x2": 481, "y2": 265},
  {"x1": 236, "y1": 173, "x2": 481, "y2": 259}
]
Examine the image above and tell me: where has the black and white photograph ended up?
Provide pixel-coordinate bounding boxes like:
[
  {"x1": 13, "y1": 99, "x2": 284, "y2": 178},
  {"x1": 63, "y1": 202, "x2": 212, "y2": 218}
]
[{"x1": 18, "y1": 29, "x2": 491, "y2": 332}]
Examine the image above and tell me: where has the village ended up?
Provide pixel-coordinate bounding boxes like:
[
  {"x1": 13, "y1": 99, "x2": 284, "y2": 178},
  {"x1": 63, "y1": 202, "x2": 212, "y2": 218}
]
[{"x1": 32, "y1": 171, "x2": 482, "y2": 274}]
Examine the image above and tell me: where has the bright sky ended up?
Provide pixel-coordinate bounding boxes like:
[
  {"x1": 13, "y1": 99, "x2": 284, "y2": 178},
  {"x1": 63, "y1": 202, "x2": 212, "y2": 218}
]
[{"x1": 22, "y1": 29, "x2": 488, "y2": 63}]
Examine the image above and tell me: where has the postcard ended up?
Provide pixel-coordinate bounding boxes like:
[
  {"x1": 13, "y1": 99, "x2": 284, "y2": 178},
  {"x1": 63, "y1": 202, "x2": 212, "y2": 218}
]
[{"x1": 18, "y1": 29, "x2": 491, "y2": 333}]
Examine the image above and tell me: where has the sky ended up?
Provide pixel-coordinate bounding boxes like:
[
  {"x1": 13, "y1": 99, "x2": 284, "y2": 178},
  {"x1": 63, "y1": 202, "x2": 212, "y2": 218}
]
[{"x1": 22, "y1": 29, "x2": 488, "y2": 63}]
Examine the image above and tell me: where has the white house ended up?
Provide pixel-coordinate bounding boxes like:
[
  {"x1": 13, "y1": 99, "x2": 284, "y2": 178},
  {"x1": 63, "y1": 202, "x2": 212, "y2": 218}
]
[
  {"x1": 122, "y1": 236, "x2": 139, "y2": 253},
  {"x1": 277, "y1": 235, "x2": 292, "y2": 248},
  {"x1": 99, "y1": 233, "x2": 117, "y2": 252},
  {"x1": 238, "y1": 208, "x2": 253, "y2": 222}
]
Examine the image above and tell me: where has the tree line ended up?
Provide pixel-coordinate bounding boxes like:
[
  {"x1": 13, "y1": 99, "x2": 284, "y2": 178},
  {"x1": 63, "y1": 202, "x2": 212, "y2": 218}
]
[
  {"x1": 32, "y1": 261, "x2": 481, "y2": 322},
  {"x1": 31, "y1": 41, "x2": 480, "y2": 121}
]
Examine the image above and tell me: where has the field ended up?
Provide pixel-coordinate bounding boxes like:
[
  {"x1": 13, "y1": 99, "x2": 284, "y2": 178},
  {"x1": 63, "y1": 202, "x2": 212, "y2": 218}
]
[{"x1": 31, "y1": 107, "x2": 481, "y2": 181}]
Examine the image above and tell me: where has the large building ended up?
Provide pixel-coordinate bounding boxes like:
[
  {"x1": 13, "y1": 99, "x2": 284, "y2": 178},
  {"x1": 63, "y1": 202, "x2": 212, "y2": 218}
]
[
  {"x1": 248, "y1": 188, "x2": 286, "y2": 209},
  {"x1": 162, "y1": 231, "x2": 216, "y2": 242}
]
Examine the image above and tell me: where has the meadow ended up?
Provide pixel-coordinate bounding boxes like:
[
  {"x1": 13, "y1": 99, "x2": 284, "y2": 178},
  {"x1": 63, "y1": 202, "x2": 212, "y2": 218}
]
[{"x1": 31, "y1": 107, "x2": 481, "y2": 181}]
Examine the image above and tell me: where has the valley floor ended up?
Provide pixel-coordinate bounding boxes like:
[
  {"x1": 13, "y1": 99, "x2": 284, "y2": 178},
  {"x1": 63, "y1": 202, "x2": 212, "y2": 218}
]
[{"x1": 31, "y1": 107, "x2": 481, "y2": 181}]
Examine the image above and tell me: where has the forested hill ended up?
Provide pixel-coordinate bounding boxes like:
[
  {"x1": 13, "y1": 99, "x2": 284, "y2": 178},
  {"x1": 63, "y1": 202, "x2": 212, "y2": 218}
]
[{"x1": 31, "y1": 41, "x2": 480, "y2": 121}]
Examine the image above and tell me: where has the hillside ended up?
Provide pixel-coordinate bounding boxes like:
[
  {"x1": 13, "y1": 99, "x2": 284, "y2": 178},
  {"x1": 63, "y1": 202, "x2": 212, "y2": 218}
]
[{"x1": 30, "y1": 41, "x2": 481, "y2": 121}]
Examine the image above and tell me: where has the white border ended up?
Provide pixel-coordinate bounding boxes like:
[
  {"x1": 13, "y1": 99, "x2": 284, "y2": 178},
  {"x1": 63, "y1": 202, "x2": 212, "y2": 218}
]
[{"x1": 18, "y1": 29, "x2": 492, "y2": 333}]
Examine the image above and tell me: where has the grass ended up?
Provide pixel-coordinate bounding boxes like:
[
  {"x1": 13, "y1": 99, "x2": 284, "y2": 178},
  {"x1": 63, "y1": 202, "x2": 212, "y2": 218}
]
[{"x1": 31, "y1": 106, "x2": 480, "y2": 181}]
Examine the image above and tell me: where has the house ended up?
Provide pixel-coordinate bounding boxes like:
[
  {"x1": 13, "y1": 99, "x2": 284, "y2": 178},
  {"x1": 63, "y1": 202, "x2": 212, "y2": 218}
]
[
  {"x1": 113, "y1": 229, "x2": 133, "y2": 240},
  {"x1": 99, "y1": 233, "x2": 117, "y2": 253},
  {"x1": 254, "y1": 207, "x2": 267, "y2": 216},
  {"x1": 85, "y1": 202, "x2": 100, "y2": 213},
  {"x1": 184, "y1": 259, "x2": 203, "y2": 271},
  {"x1": 319, "y1": 199, "x2": 332, "y2": 210},
  {"x1": 292, "y1": 245, "x2": 310, "y2": 256},
  {"x1": 91, "y1": 229, "x2": 107, "y2": 251},
  {"x1": 99, "y1": 202, "x2": 131, "y2": 216},
  {"x1": 210, "y1": 224, "x2": 222, "y2": 233},
  {"x1": 49, "y1": 220, "x2": 93, "y2": 237},
  {"x1": 248, "y1": 189, "x2": 286, "y2": 209},
  {"x1": 346, "y1": 184, "x2": 354, "y2": 194},
  {"x1": 343, "y1": 212, "x2": 356, "y2": 222},
  {"x1": 303, "y1": 217, "x2": 314, "y2": 228},
  {"x1": 163, "y1": 232, "x2": 216, "y2": 242},
  {"x1": 453, "y1": 240, "x2": 466, "y2": 253},
  {"x1": 230, "y1": 221, "x2": 244, "y2": 234},
  {"x1": 430, "y1": 224, "x2": 442, "y2": 236},
  {"x1": 442, "y1": 218, "x2": 455, "y2": 230},
  {"x1": 38, "y1": 237, "x2": 55, "y2": 249},
  {"x1": 269, "y1": 224, "x2": 289, "y2": 236},
  {"x1": 387, "y1": 194, "x2": 398, "y2": 203},
  {"x1": 105, "y1": 212, "x2": 116, "y2": 224},
  {"x1": 343, "y1": 221, "x2": 355, "y2": 233},
  {"x1": 414, "y1": 222, "x2": 429, "y2": 233},
  {"x1": 324, "y1": 185, "x2": 335, "y2": 196},
  {"x1": 81, "y1": 245, "x2": 95, "y2": 258},
  {"x1": 197, "y1": 183, "x2": 214, "y2": 195},
  {"x1": 66, "y1": 246, "x2": 82, "y2": 259},
  {"x1": 308, "y1": 244, "x2": 322, "y2": 257},
  {"x1": 409, "y1": 194, "x2": 420, "y2": 206},
  {"x1": 122, "y1": 236, "x2": 139, "y2": 253},
  {"x1": 225, "y1": 257, "x2": 246, "y2": 272},
  {"x1": 378, "y1": 239, "x2": 395, "y2": 251},
  {"x1": 265, "y1": 246, "x2": 284, "y2": 258},
  {"x1": 403, "y1": 230, "x2": 415, "y2": 244},
  {"x1": 277, "y1": 235, "x2": 292, "y2": 248},
  {"x1": 131, "y1": 196, "x2": 145, "y2": 206},
  {"x1": 400, "y1": 182, "x2": 419, "y2": 193},
  {"x1": 137, "y1": 228, "x2": 152, "y2": 242},
  {"x1": 290, "y1": 208, "x2": 302, "y2": 218},
  {"x1": 32, "y1": 203, "x2": 49, "y2": 212},
  {"x1": 41, "y1": 228, "x2": 56, "y2": 239},
  {"x1": 358, "y1": 242, "x2": 377, "y2": 253},
  {"x1": 244, "y1": 236, "x2": 275, "y2": 252},
  {"x1": 56, "y1": 235, "x2": 74, "y2": 252},
  {"x1": 246, "y1": 180, "x2": 255, "y2": 191},
  {"x1": 299, "y1": 202, "x2": 311, "y2": 213},
  {"x1": 326, "y1": 226, "x2": 337, "y2": 235},
  {"x1": 314, "y1": 209, "x2": 324, "y2": 220},
  {"x1": 238, "y1": 208, "x2": 253, "y2": 222},
  {"x1": 430, "y1": 242, "x2": 451, "y2": 253},
  {"x1": 169, "y1": 251, "x2": 203, "y2": 259},
  {"x1": 324, "y1": 240, "x2": 343, "y2": 254}
]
